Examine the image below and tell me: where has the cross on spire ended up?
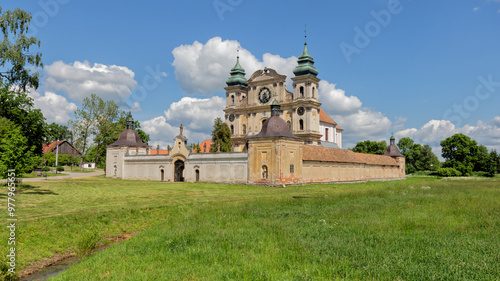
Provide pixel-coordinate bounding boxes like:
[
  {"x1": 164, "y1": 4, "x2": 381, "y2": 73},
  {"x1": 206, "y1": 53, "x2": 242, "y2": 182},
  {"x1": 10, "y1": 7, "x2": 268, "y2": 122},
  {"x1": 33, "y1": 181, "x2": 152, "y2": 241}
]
[{"x1": 304, "y1": 24, "x2": 307, "y2": 44}]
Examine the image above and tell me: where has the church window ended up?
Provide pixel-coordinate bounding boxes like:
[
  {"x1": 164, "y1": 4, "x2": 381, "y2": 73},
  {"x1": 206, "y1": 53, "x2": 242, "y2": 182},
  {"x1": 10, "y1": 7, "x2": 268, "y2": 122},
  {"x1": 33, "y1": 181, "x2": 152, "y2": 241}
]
[
  {"x1": 230, "y1": 125, "x2": 234, "y2": 135},
  {"x1": 300, "y1": 86, "x2": 304, "y2": 97},
  {"x1": 290, "y1": 165, "x2": 294, "y2": 173},
  {"x1": 299, "y1": 119, "x2": 304, "y2": 131},
  {"x1": 262, "y1": 165, "x2": 268, "y2": 180},
  {"x1": 325, "y1": 128, "x2": 329, "y2": 141},
  {"x1": 312, "y1": 87, "x2": 315, "y2": 98},
  {"x1": 242, "y1": 124, "x2": 246, "y2": 135},
  {"x1": 287, "y1": 120, "x2": 291, "y2": 131},
  {"x1": 231, "y1": 95, "x2": 235, "y2": 105}
]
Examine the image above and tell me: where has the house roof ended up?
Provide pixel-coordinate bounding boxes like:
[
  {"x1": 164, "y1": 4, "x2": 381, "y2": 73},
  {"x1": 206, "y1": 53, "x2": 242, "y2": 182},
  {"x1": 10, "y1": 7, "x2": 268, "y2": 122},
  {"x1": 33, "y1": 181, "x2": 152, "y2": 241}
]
[
  {"x1": 42, "y1": 140, "x2": 81, "y2": 155},
  {"x1": 197, "y1": 139, "x2": 212, "y2": 153},
  {"x1": 319, "y1": 109, "x2": 336, "y2": 125},
  {"x1": 42, "y1": 141, "x2": 59, "y2": 154},
  {"x1": 150, "y1": 149, "x2": 169, "y2": 155},
  {"x1": 302, "y1": 145, "x2": 398, "y2": 166}
]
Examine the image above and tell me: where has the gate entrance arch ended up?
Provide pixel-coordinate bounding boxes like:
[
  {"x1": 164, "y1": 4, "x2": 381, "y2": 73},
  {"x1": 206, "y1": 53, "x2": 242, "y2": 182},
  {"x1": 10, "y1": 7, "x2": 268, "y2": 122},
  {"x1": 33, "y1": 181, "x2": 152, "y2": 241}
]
[{"x1": 174, "y1": 159, "x2": 185, "y2": 182}]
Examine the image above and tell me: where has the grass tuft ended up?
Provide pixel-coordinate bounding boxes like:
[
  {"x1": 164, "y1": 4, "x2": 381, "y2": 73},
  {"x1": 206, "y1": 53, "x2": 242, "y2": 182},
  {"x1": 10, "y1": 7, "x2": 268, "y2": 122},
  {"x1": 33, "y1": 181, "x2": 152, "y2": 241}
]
[{"x1": 75, "y1": 228, "x2": 102, "y2": 257}]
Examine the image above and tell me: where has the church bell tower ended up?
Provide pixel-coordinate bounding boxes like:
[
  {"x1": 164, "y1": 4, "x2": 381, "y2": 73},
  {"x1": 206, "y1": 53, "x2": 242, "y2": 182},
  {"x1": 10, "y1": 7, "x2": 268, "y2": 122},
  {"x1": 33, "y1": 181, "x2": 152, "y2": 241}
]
[{"x1": 290, "y1": 42, "x2": 322, "y2": 145}]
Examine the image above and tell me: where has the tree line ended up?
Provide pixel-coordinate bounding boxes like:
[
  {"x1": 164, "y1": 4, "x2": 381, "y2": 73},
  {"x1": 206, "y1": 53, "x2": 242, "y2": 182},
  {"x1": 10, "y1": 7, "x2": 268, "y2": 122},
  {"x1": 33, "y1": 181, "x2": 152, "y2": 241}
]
[{"x1": 352, "y1": 134, "x2": 499, "y2": 177}]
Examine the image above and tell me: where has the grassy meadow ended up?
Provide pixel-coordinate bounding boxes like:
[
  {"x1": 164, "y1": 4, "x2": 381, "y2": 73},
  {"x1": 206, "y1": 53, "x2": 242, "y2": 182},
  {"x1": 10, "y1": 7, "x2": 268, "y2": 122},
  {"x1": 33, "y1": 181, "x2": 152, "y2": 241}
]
[{"x1": 1, "y1": 175, "x2": 499, "y2": 280}]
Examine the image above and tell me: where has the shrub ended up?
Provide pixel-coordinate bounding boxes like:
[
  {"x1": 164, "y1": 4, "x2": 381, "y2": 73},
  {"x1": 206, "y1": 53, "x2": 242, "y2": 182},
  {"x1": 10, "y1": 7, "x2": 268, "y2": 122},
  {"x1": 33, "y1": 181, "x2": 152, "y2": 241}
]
[
  {"x1": 56, "y1": 166, "x2": 64, "y2": 172},
  {"x1": 42, "y1": 166, "x2": 50, "y2": 172},
  {"x1": 436, "y1": 168, "x2": 462, "y2": 177}
]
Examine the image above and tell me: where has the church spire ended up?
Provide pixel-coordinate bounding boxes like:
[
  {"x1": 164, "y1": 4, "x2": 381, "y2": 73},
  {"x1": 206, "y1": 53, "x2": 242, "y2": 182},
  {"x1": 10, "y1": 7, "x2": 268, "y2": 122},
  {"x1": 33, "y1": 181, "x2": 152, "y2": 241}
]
[
  {"x1": 293, "y1": 40, "x2": 319, "y2": 77},
  {"x1": 226, "y1": 52, "x2": 248, "y2": 87}
]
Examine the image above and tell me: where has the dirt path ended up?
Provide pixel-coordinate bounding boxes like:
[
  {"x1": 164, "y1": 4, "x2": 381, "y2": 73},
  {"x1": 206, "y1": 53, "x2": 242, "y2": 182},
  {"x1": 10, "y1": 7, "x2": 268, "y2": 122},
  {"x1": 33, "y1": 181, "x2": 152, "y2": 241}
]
[{"x1": 2, "y1": 170, "x2": 105, "y2": 183}]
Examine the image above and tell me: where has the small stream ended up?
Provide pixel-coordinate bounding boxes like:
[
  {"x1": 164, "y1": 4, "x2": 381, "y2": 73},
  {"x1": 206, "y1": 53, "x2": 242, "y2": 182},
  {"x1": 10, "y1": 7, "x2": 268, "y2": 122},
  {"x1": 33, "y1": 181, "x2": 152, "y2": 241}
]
[{"x1": 20, "y1": 255, "x2": 80, "y2": 281}]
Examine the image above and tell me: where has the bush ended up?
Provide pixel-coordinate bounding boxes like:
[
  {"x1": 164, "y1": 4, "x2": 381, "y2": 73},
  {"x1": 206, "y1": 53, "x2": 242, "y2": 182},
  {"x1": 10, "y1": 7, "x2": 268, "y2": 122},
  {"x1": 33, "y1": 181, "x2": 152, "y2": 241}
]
[
  {"x1": 42, "y1": 166, "x2": 50, "y2": 172},
  {"x1": 436, "y1": 168, "x2": 462, "y2": 177},
  {"x1": 56, "y1": 166, "x2": 64, "y2": 172}
]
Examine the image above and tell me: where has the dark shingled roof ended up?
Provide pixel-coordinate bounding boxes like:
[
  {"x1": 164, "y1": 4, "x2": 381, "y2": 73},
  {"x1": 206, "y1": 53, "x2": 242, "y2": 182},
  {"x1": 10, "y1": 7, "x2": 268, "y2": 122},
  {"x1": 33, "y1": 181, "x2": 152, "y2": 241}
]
[
  {"x1": 384, "y1": 136, "x2": 404, "y2": 157},
  {"x1": 303, "y1": 145, "x2": 398, "y2": 166},
  {"x1": 247, "y1": 115, "x2": 301, "y2": 140},
  {"x1": 108, "y1": 129, "x2": 148, "y2": 147}
]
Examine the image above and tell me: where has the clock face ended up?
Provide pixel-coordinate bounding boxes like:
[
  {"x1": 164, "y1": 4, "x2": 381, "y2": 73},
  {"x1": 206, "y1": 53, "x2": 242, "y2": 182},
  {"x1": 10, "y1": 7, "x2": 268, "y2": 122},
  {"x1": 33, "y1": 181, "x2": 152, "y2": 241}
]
[
  {"x1": 229, "y1": 114, "x2": 235, "y2": 122},
  {"x1": 258, "y1": 87, "x2": 271, "y2": 104},
  {"x1": 297, "y1": 107, "x2": 305, "y2": 116}
]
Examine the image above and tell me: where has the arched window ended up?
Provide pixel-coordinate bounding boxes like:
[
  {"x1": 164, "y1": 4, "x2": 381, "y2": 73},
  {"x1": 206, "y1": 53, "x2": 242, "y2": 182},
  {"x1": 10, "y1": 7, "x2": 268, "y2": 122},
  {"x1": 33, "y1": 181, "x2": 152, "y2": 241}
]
[
  {"x1": 230, "y1": 125, "x2": 234, "y2": 135},
  {"x1": 300, "y1": 86, "x2": 304, "y2": 97},
  {"x1": 325, "y1": 128, "x2": 329, "y2": 141},
  {"x1": 312, "y1": 87, "x2": 315, "y2": 98},
  {"x1": 242, "y1": 124, "x2": 246, "y2": 135},
  {"x1": 299, "y1": 119, "x2": 304, "y2": 131},
  {"x1": 262, "y1": 119, "x2": 267, "y2": 127},
  {"x1": 262, "y1": 165, "x2": 268, "y2": 180},
  {"x1": 231, "y1": 95, "x2": 235, "y2": 105},
  {"x1": 287, "y1": 120, "x2": 291, "y2": 131}
]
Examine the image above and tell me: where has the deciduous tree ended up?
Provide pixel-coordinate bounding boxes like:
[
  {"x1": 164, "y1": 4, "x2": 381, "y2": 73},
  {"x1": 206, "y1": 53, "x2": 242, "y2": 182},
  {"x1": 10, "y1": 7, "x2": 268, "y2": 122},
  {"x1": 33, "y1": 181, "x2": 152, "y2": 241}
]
[
  {"x1": 210, "y1": 117, "x2": 232, "y2": 152},
  {"x1": 45, "y1": 122, "x2": 72, "y2": 143},
  {"x1": 352, "y1": 140, "x2": 387, "y2": 155},
  {"x1": 440, "y1": 133, "x2": 478, "y2": 176},
  {"x1": 0, "y1": 118, "x2": 32, "y2": 177},
  {"x1": 0, "y1": 7, "x2": 43, "y2": 91}
]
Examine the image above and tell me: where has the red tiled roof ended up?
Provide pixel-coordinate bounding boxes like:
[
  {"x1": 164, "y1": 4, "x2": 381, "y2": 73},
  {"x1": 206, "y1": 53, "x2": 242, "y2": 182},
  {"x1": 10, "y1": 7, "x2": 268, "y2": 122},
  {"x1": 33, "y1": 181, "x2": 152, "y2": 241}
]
[
  {"x1": 302, "y1": 145, "x2": 398, "y2": 166},
  {"x1": 319, "y1": 109, "x2": 336, "y2": 125},
  {"x1": 150, "y1": 149, "x2": 169, "y2": 155},
  {"x1": 336, "y1": 126, "x2": 343, "y2": 131},
  {"x1": 196, "y1": 139, "x2": 212, "y2": 153},
  {"x1": 42, "y1": 140, "x2": 59, "y2": 154}
]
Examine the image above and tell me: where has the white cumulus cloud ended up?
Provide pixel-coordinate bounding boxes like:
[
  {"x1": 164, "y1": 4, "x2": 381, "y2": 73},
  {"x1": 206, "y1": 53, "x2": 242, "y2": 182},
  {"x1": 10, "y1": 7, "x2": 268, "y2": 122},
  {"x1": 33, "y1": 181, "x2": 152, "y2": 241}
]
[
  {"x1": 396, "y1": 117, "x2": 500, "y2": 156},
  {"x1": 319, "y1": 80, "x2": 362, "y2": 115},
  {"x1": 332, "y1": 108, "x2": 392, "y2": 149},
  {"x1": 172, "y1": 37, "x2": 298, "y2": 95},
  {"x1": 28, "y1": 90, "x2": 78, "y2": 124},
  {"x1": 44, "y1": 60, "x2": 137, "y2": 103},
  {"x1": 141, "y1": 96, "x2": 225, "y2": 147}
]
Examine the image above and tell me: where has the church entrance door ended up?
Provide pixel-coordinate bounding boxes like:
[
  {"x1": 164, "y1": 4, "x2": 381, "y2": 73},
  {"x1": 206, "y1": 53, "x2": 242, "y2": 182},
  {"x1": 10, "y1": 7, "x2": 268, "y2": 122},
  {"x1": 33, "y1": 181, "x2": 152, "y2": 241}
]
[{"x1": 174, "y1": 160, "x2": 185, "y2": 182}]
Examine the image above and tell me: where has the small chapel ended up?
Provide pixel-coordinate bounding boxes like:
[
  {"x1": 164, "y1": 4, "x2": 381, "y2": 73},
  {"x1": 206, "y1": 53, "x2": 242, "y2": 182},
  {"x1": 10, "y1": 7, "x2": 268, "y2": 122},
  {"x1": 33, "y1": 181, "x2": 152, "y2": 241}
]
[{"x1": 106, "y1": 42, "x2": 405, "y2": 185}]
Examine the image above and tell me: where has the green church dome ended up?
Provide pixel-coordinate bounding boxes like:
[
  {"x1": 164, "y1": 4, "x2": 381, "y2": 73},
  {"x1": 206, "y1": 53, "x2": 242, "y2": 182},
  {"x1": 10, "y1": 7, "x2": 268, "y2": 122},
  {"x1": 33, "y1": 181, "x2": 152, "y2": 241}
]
[
  {"x1": 226, "y1": 56, "x2": 248, "y2": 87},
  {"x1": 293, "y1": 43, "x2": 319, "y2": 77}
]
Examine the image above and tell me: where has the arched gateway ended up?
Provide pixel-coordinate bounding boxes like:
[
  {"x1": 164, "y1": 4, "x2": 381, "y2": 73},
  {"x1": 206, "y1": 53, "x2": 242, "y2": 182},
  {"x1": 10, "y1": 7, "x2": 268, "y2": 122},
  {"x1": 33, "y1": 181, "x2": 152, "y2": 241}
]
[{"x1": 174, "y1": 159, "x2": 184, "y2": 182}]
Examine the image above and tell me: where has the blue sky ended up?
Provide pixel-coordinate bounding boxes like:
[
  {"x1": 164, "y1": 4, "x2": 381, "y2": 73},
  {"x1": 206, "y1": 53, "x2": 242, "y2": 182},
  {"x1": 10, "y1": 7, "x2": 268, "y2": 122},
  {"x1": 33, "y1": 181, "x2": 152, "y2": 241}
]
[{"x1": 3, "y1": 0, "x2": 500, "y2": 153}]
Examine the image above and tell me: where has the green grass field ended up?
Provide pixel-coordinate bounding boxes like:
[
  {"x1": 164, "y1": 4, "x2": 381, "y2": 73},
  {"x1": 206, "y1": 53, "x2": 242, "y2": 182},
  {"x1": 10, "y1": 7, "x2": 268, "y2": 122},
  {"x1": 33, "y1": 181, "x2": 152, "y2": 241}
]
[{"x1": 1, "y1": 176, "x2": 499, "y2": 280}]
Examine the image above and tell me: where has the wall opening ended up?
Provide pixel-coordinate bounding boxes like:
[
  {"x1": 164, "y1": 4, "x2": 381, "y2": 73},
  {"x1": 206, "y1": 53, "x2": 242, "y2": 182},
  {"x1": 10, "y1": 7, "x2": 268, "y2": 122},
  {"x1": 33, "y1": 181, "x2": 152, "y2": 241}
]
[
  {"x1": 231, "y1": 95, "x2": 235, "y2": 105},
  {"x1": 230, "y1": 125, "x2": 234, "y2": 135},
  {"x1": 287, "y1": 120, "x2": 291, "y2": 131},
  {"x1": 195, "y1": 169, "x2": 200, "y2": 182},
  {"x1": 325, "y1": 128, "x2": 329, "y2": 141},
  {"x1": 174, "y1": 159, "x2": 185, "y2": 182},
  {"x1": 299, "y1": 119, "x2": 304, "y2": 131},
  {"x1": 262, "y1": 165, "x2": 268, "y2": 180},
  {"x1": 300, "y1": 86, "x2": 304, "y2": 97},
  {"x1": 160, "y1": 169, "x2": 164, "y2": 181}
]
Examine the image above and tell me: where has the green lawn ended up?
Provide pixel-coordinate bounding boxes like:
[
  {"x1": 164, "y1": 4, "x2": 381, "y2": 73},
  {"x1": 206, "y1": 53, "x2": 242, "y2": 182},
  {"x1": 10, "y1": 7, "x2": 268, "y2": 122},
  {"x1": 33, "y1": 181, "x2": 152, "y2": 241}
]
[{"x1": 1, "y1": 176, "x2": 499, "y2": 280}]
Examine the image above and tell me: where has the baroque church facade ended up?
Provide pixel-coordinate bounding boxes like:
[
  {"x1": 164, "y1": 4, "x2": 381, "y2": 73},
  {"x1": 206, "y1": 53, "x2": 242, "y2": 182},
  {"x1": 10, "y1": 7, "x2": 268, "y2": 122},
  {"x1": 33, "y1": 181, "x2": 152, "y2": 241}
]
[
  {"x1": 106, "y1": 42, "x2": 405, "y2": 185},
  {"x1": 224, "y1": 43, "x2": 342, "y2": 151}
]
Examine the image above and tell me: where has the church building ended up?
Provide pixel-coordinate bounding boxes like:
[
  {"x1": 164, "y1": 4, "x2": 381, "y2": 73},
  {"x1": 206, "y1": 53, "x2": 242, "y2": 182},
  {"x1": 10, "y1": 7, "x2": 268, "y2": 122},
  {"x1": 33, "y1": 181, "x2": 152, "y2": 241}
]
[{"x1": 106, "y1": 42, "x2": 405, "y2": 185}]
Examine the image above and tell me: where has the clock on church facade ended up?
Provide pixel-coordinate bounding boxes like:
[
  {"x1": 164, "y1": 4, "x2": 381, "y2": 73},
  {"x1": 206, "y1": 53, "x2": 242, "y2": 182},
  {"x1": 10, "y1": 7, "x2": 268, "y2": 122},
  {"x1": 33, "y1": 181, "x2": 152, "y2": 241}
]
[{"x1": 224, "y1": 43, "x2": 327, "y2": 152}]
